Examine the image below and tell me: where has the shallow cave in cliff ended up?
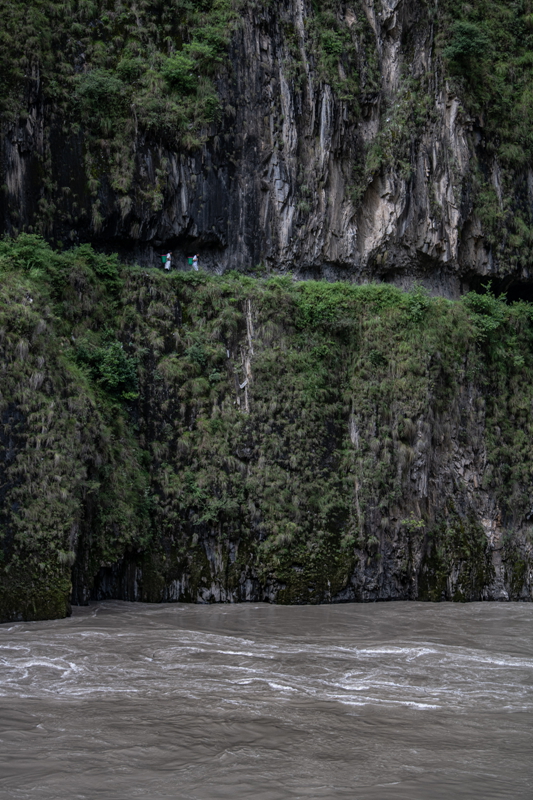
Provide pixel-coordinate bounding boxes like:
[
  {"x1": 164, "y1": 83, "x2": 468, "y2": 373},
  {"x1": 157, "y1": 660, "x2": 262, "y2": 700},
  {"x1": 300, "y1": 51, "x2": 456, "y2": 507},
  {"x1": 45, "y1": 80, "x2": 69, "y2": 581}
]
[{"x1": 467, "y1": 275, "x2": 533, "y2": 303}]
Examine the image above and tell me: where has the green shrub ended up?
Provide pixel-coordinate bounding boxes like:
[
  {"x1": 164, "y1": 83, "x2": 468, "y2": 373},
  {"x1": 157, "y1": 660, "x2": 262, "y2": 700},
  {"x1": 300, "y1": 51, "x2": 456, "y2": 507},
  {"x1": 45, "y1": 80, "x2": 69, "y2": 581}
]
[
  {"x1": 162, "y1": 52, "x2": 198, "y2": 94},
  {"x1": 462, "y1": 285, "x2": 506, "y2": 341},
  {"x1": 75, "y1": 337, "x2": 139, "y2": 401},
  {"x1": 320, "y1": 29, "x2": 345, "y2": 57},
  {"x1": 76, "y1": 69, "x2": 128, "y2": 116},
  {"x1": 0, "y1": 232, "x2": 56, "y2": 273},
  {"x1": 444, "y1": 20, "x2": 491, "y2": 71},
  {"x1": 406, "y1": 285, "x2": 431, "y2": 323},
  {"x1": 116, "y1": 56, "x2": 146, "y2": 84}
]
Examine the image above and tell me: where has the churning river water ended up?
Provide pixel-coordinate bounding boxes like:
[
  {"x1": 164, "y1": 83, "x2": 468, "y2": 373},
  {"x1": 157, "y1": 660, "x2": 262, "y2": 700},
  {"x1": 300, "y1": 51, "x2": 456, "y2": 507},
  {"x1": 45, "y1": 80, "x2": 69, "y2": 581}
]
[{"x1": 0, "y1": 601, "x2": 532, "y2": 800}]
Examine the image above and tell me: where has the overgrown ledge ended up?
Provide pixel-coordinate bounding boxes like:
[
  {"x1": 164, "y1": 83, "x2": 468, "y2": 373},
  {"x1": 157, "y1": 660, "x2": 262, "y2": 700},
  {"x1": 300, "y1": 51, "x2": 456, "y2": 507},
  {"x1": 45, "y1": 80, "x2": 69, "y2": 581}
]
[{"x1": 1, "y1": 235, "x2": 532, "y2": 621}]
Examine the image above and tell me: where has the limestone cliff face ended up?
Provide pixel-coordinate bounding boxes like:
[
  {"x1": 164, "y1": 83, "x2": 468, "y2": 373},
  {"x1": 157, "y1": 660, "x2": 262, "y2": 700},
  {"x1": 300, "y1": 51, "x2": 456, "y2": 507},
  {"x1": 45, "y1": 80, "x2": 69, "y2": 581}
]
[{"x1": 0, "y1": 0, "x2": 518, "y2": 294}]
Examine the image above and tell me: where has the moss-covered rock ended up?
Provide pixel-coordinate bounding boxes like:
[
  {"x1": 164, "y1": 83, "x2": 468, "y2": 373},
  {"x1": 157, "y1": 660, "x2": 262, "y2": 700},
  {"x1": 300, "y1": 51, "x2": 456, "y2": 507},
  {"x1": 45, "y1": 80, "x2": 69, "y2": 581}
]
[{"x1": 1, "y1": 237, "x2": 532, "y2": 620}]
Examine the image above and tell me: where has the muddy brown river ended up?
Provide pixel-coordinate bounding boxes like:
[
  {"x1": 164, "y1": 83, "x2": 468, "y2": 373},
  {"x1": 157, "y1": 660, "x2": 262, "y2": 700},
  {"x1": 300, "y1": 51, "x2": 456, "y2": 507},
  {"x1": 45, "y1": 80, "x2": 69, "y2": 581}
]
[{"x1": 0, "y1": 601, "x2": 532, "y2": 799}]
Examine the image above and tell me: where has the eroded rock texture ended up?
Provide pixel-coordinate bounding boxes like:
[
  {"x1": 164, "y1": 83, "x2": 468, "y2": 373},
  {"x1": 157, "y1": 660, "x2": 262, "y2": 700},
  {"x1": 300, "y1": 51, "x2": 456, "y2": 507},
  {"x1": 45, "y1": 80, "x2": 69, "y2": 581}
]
[
  {"x1": 0, "y1": 0, "x2": 526, "y2": 293},
  {"x1": 2, "y1": 241, "x2": 532, "y2": 621}
]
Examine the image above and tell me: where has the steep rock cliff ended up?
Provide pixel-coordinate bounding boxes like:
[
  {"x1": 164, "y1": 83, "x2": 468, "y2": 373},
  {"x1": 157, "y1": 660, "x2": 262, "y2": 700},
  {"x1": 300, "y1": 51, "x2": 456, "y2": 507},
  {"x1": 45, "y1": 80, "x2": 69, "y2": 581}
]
[
  {"x1": 2, "y1": 1, "x2": 533, "y2": 293},
  {"x1": 0, "y1": 238, "x2": 532, "y2": 621}
]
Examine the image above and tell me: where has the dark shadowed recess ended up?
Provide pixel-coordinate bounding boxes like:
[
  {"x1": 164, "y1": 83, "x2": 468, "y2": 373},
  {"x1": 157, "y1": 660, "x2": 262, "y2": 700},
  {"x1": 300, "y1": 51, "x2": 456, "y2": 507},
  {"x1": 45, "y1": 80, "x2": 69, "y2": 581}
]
[
  {"x1": 69, "y1": 236, "x2": 226, "y2": 271},
  {"x1": 468, "y1": 274, "x2": 533, "y2": 304}
]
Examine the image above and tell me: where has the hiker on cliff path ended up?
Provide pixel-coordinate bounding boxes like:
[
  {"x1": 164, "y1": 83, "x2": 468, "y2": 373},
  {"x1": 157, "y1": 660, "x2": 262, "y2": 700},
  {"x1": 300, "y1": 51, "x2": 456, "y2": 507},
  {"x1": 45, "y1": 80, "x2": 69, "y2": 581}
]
[
  {"x1": 193, "y1": 254, "x2": 199, "y2": 271},
  {"x1": 165, "y1": 252, "x2": 172, "y2": 271}
]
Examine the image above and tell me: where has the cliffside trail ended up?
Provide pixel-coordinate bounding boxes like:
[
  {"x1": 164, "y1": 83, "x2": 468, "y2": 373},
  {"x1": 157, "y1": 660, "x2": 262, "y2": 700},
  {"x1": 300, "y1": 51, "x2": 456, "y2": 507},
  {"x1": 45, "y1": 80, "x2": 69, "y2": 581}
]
[{"x1": 2, "y1": 1, "x2": 533, "y2": 295}]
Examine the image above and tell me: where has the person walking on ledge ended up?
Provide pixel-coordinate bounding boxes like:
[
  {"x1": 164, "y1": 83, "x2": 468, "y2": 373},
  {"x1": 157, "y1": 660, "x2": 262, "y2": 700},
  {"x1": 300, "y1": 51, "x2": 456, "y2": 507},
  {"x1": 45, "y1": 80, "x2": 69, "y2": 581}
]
[
  {"x1": 165, "y1": 252, "x2": 172, "y2": 271},
  {"x1": 192, "y1": 253, "x2": 199, "y2": 271}
]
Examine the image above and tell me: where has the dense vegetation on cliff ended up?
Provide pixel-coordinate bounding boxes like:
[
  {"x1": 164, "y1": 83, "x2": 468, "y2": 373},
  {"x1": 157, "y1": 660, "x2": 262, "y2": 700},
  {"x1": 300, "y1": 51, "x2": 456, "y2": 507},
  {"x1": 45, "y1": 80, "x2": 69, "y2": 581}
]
[
  {"x1": 441, "y1": 0, "x2": 533, "y2": 267},
  {"x1": 0, "y1": 0, "x2": 240, "y2": 230},
  {"x1": 1, "y1": 236, "x2": 532, "y2": 620},
  {"x1": 2, "y1": 1, "x2": 533, "y2": 619}
]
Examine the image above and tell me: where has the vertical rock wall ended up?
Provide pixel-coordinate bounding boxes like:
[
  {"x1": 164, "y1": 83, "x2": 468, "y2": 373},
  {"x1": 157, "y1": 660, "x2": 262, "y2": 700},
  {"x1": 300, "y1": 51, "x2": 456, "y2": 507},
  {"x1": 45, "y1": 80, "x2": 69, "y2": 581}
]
[{"x1": 0, "y1": 1, "x2": 510, "y2": 292}]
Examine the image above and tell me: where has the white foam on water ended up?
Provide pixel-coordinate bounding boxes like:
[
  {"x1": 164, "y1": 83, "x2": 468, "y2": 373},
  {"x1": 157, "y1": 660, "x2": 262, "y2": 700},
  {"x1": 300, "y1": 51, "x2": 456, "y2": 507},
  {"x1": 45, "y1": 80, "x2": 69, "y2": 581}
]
[{"x1": 0, "y1": 602, "x2": 532, "y2": 799}]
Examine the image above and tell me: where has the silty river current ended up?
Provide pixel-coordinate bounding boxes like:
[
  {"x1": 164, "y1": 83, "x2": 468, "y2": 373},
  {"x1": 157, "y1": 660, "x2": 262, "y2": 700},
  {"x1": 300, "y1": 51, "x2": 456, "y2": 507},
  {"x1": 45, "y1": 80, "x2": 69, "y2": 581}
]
[{"x1": 0, "y1": 601, "x2": 532, "y2": 799}]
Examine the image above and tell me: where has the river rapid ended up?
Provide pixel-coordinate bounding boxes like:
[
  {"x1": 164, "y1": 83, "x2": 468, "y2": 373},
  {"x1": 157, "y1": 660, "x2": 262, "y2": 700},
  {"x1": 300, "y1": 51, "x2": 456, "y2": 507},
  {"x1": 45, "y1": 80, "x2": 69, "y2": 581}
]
[{"x1": 0, "y1": 601, "x2": 532, "y2": 799}]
